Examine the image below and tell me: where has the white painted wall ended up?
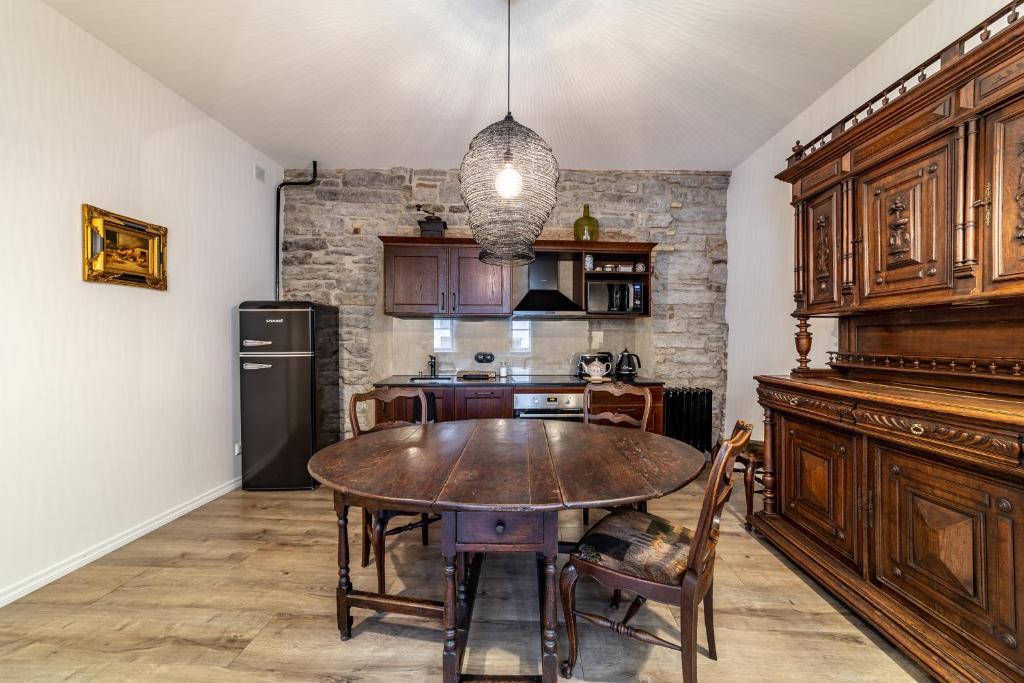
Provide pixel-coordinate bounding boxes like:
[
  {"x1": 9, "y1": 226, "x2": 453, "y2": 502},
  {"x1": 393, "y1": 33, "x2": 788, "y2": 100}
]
[
  {"x1": 724, "y1": 0, "x2": 1006, "y2": 438},
  {"x1": 0, "y1": 0, "x2": 282, "y2": 604}
]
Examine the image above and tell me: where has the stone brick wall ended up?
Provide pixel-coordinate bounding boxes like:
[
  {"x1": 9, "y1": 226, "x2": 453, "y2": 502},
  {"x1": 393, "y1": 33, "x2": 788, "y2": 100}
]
[{"x1": 282, "y1": 168, "x2": 729, "y2": 436}]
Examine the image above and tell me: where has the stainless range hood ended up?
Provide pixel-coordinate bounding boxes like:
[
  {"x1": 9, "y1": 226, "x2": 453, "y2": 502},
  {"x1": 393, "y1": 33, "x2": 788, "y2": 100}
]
[{"x1": 513, "y1": 253, "x2": 585, "y2": 316}]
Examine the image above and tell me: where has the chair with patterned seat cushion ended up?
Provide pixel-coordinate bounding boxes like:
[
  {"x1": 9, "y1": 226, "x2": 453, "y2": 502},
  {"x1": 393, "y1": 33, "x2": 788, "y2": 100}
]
[
  {"x1": 559, "y1": 420, "x2": 753, "y2": 683},
  {"x1": 349, "y1": 387, "x2": 441, "y2": 593}
]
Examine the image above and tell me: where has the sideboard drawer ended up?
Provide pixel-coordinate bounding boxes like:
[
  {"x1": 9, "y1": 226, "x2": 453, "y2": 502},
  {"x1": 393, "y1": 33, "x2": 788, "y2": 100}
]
[
  {"x1": 456, "y1": 511, "x2": 544, "y2": 545},
  {"x1": 853, "y1": 406, "x2": 1022, "y2": 468}
]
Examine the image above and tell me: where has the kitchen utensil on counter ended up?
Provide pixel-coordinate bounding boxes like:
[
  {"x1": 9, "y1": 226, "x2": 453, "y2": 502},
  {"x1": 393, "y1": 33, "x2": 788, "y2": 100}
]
[
  {"x1": 457, "y1": 370, "x2": 497, "y2": 380},
  {"x1": 614, "y1": 348, "x2": 642, "y2": 379},
  {"x1": 584, "y1": 359, "x2": 613, "y2": 380},
  {"x1": 575, "y1": 351, "x2": 614, "y2": 377}
]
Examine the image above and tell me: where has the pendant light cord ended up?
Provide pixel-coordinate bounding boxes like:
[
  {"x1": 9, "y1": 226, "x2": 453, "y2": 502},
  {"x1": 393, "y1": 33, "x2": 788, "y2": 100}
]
[{"x1": 506, "y1": 0, "x2": 511, "y2": 116}]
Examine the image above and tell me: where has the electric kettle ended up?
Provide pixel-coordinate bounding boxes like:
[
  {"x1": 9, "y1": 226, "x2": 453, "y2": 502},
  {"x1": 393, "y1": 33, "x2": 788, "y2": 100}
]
[{"x1": 614, "y1": 348, "x2": 642, "y2": 379}]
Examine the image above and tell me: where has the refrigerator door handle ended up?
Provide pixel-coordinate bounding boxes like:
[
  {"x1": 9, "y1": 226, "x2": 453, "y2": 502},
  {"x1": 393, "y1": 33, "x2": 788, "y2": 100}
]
[
  {"x1": 242, "y1": 339, "x2": 273, "y2": 347},
  {"x1": 243, "y1": 362, "x2": 273, "y2": 370}
]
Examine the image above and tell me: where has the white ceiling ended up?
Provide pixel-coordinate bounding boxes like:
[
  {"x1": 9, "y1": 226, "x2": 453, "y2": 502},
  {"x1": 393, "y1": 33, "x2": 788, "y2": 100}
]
[{"x1": 45, "y1": 0, "x2": 932, "y2": 170}]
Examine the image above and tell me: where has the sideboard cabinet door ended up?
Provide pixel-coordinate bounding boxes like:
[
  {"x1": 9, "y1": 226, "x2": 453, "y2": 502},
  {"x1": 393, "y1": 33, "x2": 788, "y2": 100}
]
[
  {"x1": 779, "y1": 415, "x2": 860, "y2": 567},
  {"x1": 803, "y1": 185, "x2": 844, "y2": 312},
  {"x1": 983, "y1": 98, "x2": 1024, "y2": 295},
  {"x1": 384, "y1": 246, "x2": 448, "y2": 315},
  {"x1": 872, "y1": 443, "x2": 1024, "y2": 675},
  {"x1": 859, "y1": 136, "x2": 955, "y2": 303}
]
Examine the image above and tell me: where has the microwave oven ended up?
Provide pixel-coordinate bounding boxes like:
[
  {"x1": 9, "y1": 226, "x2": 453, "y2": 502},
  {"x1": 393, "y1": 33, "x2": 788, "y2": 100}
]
[{"x1": 586, "y1": 281, "x2": 643, "y2": 313}]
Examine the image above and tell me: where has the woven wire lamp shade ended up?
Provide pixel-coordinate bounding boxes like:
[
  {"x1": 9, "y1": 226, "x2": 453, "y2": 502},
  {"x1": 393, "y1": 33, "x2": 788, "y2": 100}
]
[{"x1": 459, "y1": 114, "x2": 559, "y2": 266}]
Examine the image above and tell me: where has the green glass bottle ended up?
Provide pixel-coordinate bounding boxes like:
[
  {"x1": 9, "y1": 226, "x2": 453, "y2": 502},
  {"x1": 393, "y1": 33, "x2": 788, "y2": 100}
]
[{"x1": 574, "y1": 204, "x2": 599, "y2": 241}]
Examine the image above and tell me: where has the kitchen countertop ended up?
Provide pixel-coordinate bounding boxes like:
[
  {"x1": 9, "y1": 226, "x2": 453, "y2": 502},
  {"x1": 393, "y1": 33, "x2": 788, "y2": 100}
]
[{"x1": 373, "y1": 374, "x2": 665, "y2": 388}]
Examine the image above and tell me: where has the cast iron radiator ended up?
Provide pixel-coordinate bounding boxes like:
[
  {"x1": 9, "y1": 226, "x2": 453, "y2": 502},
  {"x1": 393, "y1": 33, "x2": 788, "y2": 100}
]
[{"x1": 662, "y1": 387, "x2": 713, "y2": 453}]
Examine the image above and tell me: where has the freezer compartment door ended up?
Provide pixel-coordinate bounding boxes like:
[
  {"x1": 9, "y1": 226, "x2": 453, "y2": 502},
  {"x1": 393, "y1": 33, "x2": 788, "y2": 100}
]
[
  {"x1": 241, "y1": 356, "x2": 315, "y2": 490},
  {"x1": 239, "y1": 307, "x2": 312, "y2": 354}
]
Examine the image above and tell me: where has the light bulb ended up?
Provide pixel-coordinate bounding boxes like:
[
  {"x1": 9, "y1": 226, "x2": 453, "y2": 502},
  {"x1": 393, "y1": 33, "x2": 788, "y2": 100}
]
[{"x1": 495, "y1": 163, "x2": 523, "y2": 199}]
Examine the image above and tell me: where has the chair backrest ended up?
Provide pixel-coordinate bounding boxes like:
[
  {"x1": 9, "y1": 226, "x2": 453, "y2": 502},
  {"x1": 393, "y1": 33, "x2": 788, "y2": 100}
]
[
  {"x1": 685, "y1": 420, "x2": 754, "y2": 579},
  {"x1": 583, "y1": 382, "x2": 653, "y2": 431},
  {"x1": 349, "y1": 387, "x2": 428, "y2": 436}
]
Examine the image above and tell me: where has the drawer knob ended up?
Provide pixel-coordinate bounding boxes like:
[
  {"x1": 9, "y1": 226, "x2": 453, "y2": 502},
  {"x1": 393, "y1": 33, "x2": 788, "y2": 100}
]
[
  {"x1": 998, "y1": 498, "x2": 1013, "y2": 513},
  {"x1": 890, "y1": 465, "x2": 901, "y2": 476},
  {"x1": 909, "y1": 423, "x2": 925, "y2": 436},
  {"x1": 893, "y1": 566, "x2": 903, "y2": 578},
  {"x1": 494, "y1": 520, "x2": 506, "y2": 535},
  {"x1": 1003, "y1": 633, "x2": 1018, "y2": 649}
]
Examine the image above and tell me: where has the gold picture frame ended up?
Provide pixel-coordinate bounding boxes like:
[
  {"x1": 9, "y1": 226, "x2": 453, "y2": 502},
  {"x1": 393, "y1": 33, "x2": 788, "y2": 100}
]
[{"x1": 82, "y1": 204, "x2": 167, "y2": 290}]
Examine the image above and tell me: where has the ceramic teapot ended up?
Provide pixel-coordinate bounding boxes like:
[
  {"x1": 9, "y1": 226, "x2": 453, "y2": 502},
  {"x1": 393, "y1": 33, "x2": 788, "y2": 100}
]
[{"x1": 585, "y1": 359, "x2": 613, "y2": 378}]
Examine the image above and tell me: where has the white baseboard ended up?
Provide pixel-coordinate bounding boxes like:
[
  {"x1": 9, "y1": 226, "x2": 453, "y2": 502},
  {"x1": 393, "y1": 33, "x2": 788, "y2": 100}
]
[{"x1": 0, "y1": 476, "x2": 242, "y2": 607}]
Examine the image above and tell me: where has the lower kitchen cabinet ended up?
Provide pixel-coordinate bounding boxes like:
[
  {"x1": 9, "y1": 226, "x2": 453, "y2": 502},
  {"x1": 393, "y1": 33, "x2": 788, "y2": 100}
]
[
  {"x1": 376, "y1": 388, "x2": 455, "y2": 425},
  {"x1": 455, "y1": 386, "x2": 513, "y2": 420}
]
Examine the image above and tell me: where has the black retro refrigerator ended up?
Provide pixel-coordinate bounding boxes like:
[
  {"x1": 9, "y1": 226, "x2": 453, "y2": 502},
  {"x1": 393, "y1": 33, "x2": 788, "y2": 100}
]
[{"x1": 239, "y1": 301, "x2": 339, "y2": 490}]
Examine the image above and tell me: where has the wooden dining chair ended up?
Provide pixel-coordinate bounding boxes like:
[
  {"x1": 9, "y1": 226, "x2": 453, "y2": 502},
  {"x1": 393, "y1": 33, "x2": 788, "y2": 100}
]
[
  {"x1": 559, "y1": 420, "x2": 754, "y2": 683},
  {"x1": 581, "y1": 382, "x2": 653, "y2": 526},
  {"x1": 349, "y1": 387, "x2": 440, "y2": 593},
  {"x1": 734, "y1": 439, "x2": 765, "y2": 531}
]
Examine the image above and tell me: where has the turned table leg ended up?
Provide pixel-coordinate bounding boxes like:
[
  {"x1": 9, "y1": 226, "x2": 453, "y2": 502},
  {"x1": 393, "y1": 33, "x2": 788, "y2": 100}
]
[
  {"x1": 333, "y1": 491, "x2": 353, "y2": 640},
  {"x1": 541, "y1": 552, "x2": 558, "y2": 682}
]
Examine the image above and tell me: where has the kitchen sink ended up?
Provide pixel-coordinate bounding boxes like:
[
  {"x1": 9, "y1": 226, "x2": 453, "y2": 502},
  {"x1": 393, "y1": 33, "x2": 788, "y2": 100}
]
[{"x1": 408, "y1": 375, "x2": 454, "y2": 382}]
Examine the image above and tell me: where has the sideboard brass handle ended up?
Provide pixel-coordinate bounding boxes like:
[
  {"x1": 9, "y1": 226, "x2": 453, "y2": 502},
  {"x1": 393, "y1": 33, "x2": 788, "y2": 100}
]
[
  {"x1": 890, "y1": 465, "x2": 901, "y2": 476},
  {"x1": 1003, "y1": 633, "x2": 1018, "y2": 649},
  {"x1": 893, "y1": 566, "x2": 903, "y2": 578},
  {"x1": 494, "y1": 521, "x2": 506, "y2": 535},
  {"x1": 909, "y1": 423, "x2": 925, "y2": 436}
]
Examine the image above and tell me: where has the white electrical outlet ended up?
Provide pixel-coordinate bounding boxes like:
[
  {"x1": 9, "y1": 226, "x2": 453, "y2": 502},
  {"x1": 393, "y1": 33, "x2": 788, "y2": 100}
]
[
  {"x1": 592, "y1": 330, "x2": 604, "y2": 346},
  {"x1": 234, "y1": 442, "x2": 242, "y2": 457},
  {"x1": 253, "y1": 163, "x2": 266, "y2": 183}
]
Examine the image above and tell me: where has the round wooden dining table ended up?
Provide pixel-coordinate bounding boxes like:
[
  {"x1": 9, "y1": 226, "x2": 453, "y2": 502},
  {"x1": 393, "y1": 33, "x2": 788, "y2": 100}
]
[{"x1": 308, "y1": 418, "x2": 706, "y2": 683}]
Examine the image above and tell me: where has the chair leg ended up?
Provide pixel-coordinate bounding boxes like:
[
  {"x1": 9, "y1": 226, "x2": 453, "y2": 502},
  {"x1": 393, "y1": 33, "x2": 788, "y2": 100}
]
[
  {"x1": 680, "y1": 581, "x2": 699, "y2": 683},
  {"x1": 622, "y1": 595, "x2": 647, "y2": 625},
  {"x1": 582, "y1": 509, "x2": 589, "y2": 526},
  {"x1": 610, "y1": 589, "x2": 623, "y2": 610},
  {"x1": 704, "y1": 580, "x2": 717, "y2": 661},
  {"x1": 373, "y1": 513, "x2": 387, "y2": 594},
  {"x1": 743, "y1": 461, "x2": 755, "y2": 531},
  {"x1": 361, "y1": 509, "x2": 371, "y2": 567},
  {"x1": 421, "y1": 513, "x2": 430, "y2": 546},
  {"x1": 559, "y1": 562, "x2": 580, "y2": 679}
]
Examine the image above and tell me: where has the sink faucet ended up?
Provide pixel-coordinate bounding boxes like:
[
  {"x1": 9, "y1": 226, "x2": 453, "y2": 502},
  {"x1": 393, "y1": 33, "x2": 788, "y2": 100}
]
[{"x1": 428, "y1": 355, "x2": 437, "y2": 378}]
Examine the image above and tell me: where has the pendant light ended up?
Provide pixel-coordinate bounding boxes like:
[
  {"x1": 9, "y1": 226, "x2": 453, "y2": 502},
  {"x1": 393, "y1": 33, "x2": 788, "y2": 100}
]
[{"x1": 459, "y1": 0, "x2": 559, "y2": 266}]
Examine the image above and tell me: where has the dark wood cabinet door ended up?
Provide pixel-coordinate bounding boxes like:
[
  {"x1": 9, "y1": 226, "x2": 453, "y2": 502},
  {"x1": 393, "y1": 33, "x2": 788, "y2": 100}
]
[
  {"x1": 779, "y1": 415, "x2": 859, "y2": 566},
  {"x1": 448, "y1": 247, "x2": 512, "y2": 315},
  {"x1": 377, "y1": 388, "x2": 455, "y2": 425},
  {"x1": 384, "y1": 246, "x2": 448, "y2": 315},
  {"x1": 455, "y1": 387, "x2": 513, "y2": 420},
  {"x1": 983, "y1": 98, "x2": 1024, "y2": 295},
  {"x1": 860, "y1": 137, "x2": 955, "y2": 303},
  {"x1": 804, "y1": 185, "x2": 843, "y2": 311},
  {"x1": 872, "y1": 443, "x2": 1024, "y2": 675}
]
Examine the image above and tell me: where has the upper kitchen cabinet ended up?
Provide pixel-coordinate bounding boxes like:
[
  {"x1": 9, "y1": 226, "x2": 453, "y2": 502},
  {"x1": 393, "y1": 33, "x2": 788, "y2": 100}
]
[
  {"x1": 382, "y1": 239, "x2": 511, "y2": 317},
  {"x1": 859, "y1": 136, "x2": 956, "y2": 305},
  {"x1": 381, "y1": 237, "x2": 656, "y2": 319},
  {"x1": 448, "y1": 246, "x2": 513, "y2": 315},
  {"x1": 983, "y1": 97, "x2": 1024, "y2": 296}
]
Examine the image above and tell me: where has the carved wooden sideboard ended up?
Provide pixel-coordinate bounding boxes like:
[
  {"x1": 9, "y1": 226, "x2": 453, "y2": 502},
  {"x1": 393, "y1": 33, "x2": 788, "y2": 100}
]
[{"x1": 754, "y1": 5, "x2": 1024, "y2": 682}]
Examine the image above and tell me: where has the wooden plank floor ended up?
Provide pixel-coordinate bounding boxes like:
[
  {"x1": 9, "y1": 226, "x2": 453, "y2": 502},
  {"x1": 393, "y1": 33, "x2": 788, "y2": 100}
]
[{"x1": 0, "y1": 477, "x2": 929, "y2": 682}]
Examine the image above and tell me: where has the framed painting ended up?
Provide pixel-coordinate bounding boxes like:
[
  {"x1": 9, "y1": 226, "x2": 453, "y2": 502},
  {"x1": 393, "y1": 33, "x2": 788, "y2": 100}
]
[{"x1": 82, "y1": 204, "x2": 167, "y2": 290}]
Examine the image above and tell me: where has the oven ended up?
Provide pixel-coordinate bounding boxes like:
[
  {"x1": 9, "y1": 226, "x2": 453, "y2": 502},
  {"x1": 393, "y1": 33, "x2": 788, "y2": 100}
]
[{"x1": 513, "y1": 392, "x2": 584, "y2": 421}]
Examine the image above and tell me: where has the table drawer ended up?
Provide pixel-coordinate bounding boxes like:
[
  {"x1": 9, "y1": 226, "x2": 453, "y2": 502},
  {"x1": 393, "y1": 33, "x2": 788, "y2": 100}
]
[{"x1": 456, "y1": 511, "x2": 543, "y2": 545}]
